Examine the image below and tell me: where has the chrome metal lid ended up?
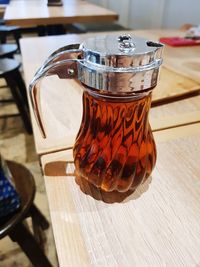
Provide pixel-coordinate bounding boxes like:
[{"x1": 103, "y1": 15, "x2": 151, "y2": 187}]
[
  {"x1": 80, "y1": 34, "x2": 163, "y2": 69},
  {"x1": 78, "y1": 34, "x2": 164, "y2": 92},
  {"x1": 30, "y1": 34, "x2": 164, "y2": 99}
]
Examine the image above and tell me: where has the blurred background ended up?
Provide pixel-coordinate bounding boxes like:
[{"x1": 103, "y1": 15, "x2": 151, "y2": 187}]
[{"x1": 87, "y1": 0, "x2": 200, "y2": 29}]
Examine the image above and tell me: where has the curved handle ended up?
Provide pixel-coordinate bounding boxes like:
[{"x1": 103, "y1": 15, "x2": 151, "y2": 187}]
[{"x1": 29, "y1": 44, "x2": 83, "y2": 138}]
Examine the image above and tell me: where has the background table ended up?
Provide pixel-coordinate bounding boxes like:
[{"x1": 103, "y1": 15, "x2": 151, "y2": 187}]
[
  {"x1": 4, "y1": 0, "x2": 118, "y2": 26},
  {"x1": 20, "y1": 30, "x2": 200, "y2": 155},
  {"x1": 0, "y1": 4, "x2": 6, "y2": 17},
  {"x1": 137, "y1": 29, "x2": 200, "y2": 84},
  {"x1": 41, "y1": 123, "x2": 200, "y2": 267}
]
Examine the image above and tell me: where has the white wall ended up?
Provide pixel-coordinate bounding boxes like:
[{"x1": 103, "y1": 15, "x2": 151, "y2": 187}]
[
  {"x1": 162, "y1": 0, "x2": 200, "y2": 28},
  {"x1": 128, "y1": 0, "x2": 165, "y2": 29},
  {"x1": 87, "y1": 0, "x2": 131, "y2": 27},
  {"x1": 87, "y1": 0, "x2": 200, "y2": 29},
  {"x1": 107, "y1": 0, "x2": 131, "y2": 27}
]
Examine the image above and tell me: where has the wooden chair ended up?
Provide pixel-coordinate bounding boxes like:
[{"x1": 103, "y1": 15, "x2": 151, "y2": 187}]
[
  {"x1": 0, "y1": 43, "x2": 17, "y2": 58},
  {"x1": 0, "y1": 21, "x2": 47, "y2": 51},
  {"x1": 0, "y1": 25, "x2": 21, "y2": 51},
  {"x1": 0, "y1": 161, "x2": 53, "y2": 267},
  {"x1": 0, "y1": 57, "x2": 32, "y2": 134}
]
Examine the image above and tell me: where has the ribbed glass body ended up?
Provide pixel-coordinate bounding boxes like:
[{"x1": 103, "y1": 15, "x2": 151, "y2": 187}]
[{"x1": 73, "y1": 88, "x2": 156, "y2": 192}]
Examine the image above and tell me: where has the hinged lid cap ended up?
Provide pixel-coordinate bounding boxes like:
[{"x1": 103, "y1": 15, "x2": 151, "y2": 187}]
[{"x1": 81, "y1": 34, "x2": 163, "y2": 69}]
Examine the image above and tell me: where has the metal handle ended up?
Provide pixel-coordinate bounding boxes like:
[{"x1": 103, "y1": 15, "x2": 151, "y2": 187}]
[{"x1": 29, "y1": 44, "x2": 82, "y2": 138}]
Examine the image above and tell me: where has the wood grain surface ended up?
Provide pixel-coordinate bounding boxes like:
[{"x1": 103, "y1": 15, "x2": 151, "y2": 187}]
[
  {"x1": 20, "y1": 30, "x2": 200, "y2": 154},
  {"x1": 134, "y1": 29, "x2": 200, "y2": 84},
  {"x1": 41, "y1": 123, "x2": 200, "y2": 267},
  {"x1": 4, "y1": 0, "x2": 118, "y2": 26}
]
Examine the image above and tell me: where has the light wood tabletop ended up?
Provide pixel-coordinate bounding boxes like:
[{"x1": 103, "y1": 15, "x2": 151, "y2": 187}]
[
  {"x1": 41, "y1": 123, "x2": 200, "y2": 267},
  {"x1": 4, "y1": 0, "x2": 118, "y2": 26},
  {"x1": 134, "y1": 29, "x2": 200, "y2": 84},
  {"x1": 20, "y1": 30, "x2": 200, "y2": 155}
]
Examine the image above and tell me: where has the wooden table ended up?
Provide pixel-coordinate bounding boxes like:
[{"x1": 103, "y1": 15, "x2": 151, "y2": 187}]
[
  {"x1": 40, "y1": 123, "x2": 200, "y2": 267},
  {"x1": 0, "y1": 4, "x2": 7, "y2": 16},
  {"x1": 134, "y1": 29, "x2": 200, "y2": 84},
  {"x1": 20, "y1": 30, "x2": 200, "y2": 266},
  {"x1": 20, "y1": 29, "x2": 200, "y2": 155},
  {"x1": 3, "y1": 0, "x2": 118, "y2": 26}
]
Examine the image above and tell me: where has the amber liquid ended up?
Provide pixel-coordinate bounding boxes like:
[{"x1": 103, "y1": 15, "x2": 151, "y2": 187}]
[{"x1": 73, "y1": 89, "x2": 156, "y2": 192}]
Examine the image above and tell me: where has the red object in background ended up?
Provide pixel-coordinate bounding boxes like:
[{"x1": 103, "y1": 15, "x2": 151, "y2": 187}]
[{"x1": 159, "y1": 37, "x2": 200, "y2": 47}]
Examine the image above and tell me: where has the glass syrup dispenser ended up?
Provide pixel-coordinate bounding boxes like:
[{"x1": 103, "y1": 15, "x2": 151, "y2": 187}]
[{"x1": 30, "y1": 34, "x2": 163, "y2": 192}]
